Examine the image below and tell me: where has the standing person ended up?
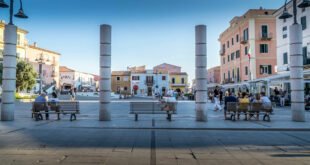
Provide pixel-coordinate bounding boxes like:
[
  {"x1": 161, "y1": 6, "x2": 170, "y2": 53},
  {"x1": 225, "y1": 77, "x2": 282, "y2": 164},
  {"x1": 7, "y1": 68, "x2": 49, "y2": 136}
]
[
  {"x1": 69, "y1": 89, "x2": 75, "y2": 101},
  {"x1": 214, "y1": 95, "x2": 222, "y2": 111},
  {"x1": 34, "y1": 93, "x2": 49, "y2": 120},
  {"x1": 161, "y1": 92, "x2": 177, "y2": 120},
  {"x1": 280, "y1": 89, "x2": 286, "y2": 107},
  {"x1": 239, "y1": 92, "x2": 249, "y2": 120},
  {"x1": 224, "y1": 92, "x2": 237, "y2": 120},
  {"x1": 214, "y1": 86, "x2": 219, "y2": 97}
]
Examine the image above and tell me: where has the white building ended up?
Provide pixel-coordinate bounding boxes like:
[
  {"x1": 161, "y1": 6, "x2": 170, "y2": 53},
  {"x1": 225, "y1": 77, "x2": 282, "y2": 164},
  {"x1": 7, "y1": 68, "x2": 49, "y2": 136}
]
[
  {"x1": 131, "y1": 69, "x2": 170, "y2": 96},
  {"x1": 274, "y1": 0, "x2": 310, "y2": 74},
  {"x1": 59, "y1": 66, "x2": 96, "y2": 91}
]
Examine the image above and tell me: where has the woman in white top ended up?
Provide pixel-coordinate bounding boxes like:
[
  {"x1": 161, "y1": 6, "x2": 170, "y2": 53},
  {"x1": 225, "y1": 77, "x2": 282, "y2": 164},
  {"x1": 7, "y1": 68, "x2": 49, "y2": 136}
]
[{"x1": 49, "y1": 92, "x2": 59, "y2": 102}]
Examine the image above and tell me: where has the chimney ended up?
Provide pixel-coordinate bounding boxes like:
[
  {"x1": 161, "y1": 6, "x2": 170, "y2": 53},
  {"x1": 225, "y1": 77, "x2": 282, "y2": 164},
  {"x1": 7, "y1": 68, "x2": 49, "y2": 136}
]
[{"x1": 34, "y1": 42, "x2": 37, "y2": 47}]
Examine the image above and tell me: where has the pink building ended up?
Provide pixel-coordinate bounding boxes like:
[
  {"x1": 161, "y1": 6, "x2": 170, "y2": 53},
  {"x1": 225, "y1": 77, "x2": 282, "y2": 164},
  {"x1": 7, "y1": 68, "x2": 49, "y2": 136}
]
[
  {"x1": 207, "y1": 66, "x2": 221, "y2": 84},
  {"x1": 219, "y1": 7, "x2": 277, "y2": 84},
  {"x1": 153, "y1": 63, "x2": 181, "y2": 73}
]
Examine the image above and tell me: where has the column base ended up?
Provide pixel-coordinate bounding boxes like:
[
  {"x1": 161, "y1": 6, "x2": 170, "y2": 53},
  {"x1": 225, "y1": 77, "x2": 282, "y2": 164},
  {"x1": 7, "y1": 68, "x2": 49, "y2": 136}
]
[
  {"x1": 195, "y1": 103, "x2": 207, "y2": 122},
  {"x1": 1, "y1": 103, "x2": 15, "y2": 121},
  {"x1": 99, "y1": 103, "x2": 111, "y2": 121},
  {"x1": 291, "y1": 103, "x2": 305, "y2": 122}
]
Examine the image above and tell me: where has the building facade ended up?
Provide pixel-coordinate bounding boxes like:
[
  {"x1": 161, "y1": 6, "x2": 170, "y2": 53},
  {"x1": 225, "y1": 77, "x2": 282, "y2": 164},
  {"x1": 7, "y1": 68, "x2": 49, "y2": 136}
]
[
  {"x1": 59, "y1": 66, "x2": 96, "y2": 91},
  {"x1": 219, "y1": 8, "x2": 277, "y2": 84},
  {"x1": 111, "y1": 71, "x2": 131, "y2": 95},
  {"x1": 207, "y1": 66, "x2": 221, "y2": 84},
  {"x1": 1, "y1": 20, "x2": 61, "y2": 91},
  {"x1": 131, "y1": 70, "x2": 170, "y2": 96},
  {"x1": 274, "y1": 0, "x2": 310, "y2": 74},
  {"x1": 169, "y1": 72, "x2": 188, "y2": 93}
]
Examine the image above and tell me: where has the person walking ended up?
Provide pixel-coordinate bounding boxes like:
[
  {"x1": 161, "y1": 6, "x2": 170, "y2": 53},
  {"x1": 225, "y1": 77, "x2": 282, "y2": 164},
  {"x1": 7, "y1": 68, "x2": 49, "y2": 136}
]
[
  {"x1": 69, "y1": 89, "x2": 75, "y2": 101},
  {"x1": 214, "y1": 95, "x2": 222, "y2": 111},
  {"x1": 161, "y1": 92, "x2": 177, "y2": 120}
]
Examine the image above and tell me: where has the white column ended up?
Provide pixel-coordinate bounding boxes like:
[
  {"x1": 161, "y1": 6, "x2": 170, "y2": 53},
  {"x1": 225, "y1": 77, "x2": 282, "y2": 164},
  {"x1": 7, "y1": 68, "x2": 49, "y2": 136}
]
[
  {"x1": 290, "y1": 24, "x2": 305, "y2": 122},
  {"x1": 1, "y1": 25, "x2": 17, "y2": 121},
  {"x1": 195, "y1": 25, "x2": 207, "y2": 122},
  {"x1": 99, "y1": 24, "x2": 111, "y2": 121}
]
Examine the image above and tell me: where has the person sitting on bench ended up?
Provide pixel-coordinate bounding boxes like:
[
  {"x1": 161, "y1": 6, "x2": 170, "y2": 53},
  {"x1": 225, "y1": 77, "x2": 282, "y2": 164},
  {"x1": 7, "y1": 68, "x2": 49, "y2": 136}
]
[
  {"x1": 34, "y1": 93, "x2": 48, "y2": 120},
  {"x1": 161, "y1": 92, "x2": 176, "y2": 120},
  {"x1": 48, "y1": 92, "x2": 61, "y2": 120}
]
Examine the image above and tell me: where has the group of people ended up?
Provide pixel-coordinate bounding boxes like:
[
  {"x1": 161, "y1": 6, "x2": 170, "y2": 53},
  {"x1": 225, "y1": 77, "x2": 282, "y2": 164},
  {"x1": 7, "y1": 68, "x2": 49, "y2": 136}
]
[
  {"x1": 222, "y1": 92, "x2": 272, "y2": 120},
  {"x1": 34, "y1": 92, "x2": 59, "y2": 120}
]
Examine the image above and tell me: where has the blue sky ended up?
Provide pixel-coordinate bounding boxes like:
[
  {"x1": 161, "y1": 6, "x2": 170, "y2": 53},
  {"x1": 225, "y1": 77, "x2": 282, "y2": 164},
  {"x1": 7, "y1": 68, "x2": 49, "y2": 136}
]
[{"x1": 0, "y1": 0, "x2": 284, "y2": 82}]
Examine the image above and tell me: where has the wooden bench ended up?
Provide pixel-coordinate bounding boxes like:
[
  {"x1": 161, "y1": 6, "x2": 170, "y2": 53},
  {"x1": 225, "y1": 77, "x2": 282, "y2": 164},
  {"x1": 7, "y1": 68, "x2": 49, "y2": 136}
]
[
  {"x1": 129, "y1": 102, "x2": 177, "y2": 121},
  {"x1": 227, "y1": 102, "x2": 273, "y2": 121},
  {"x1": 32, "y1": 101, "x2": 80, "y2": 121}
]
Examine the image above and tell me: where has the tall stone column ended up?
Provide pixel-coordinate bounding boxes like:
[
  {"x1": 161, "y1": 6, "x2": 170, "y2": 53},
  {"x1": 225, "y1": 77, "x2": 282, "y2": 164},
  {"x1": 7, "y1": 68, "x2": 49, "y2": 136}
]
[
  {"x1": 195, "y1": 25, "x2": 207, "y2": 122},
  {"x1": 99, "y1": 24, "x2": 111, "y2": 121},
  {"x1": 290, "y1": 24, "x2": 305, "y2": 122},
  {"x1": 1, "y1": 24, "x2": 17, "y2": 121}
]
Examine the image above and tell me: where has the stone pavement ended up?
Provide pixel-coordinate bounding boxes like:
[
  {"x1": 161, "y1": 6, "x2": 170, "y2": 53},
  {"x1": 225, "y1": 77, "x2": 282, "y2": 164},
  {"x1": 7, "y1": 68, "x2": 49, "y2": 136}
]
[{"x1": 0, "y1": 98, "x2": 310, "y2": 164}]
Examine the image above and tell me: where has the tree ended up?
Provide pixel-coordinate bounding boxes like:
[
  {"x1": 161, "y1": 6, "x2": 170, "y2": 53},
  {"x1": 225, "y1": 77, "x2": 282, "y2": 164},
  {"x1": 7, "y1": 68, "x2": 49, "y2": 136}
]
[{"x1": 16, "y1": 60, "x2": 38, "y2": 92}]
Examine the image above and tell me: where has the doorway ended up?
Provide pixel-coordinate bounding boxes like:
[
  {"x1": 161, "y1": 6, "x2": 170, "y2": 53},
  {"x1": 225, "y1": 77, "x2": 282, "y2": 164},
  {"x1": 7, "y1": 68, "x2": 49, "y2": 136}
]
[{"x1": 147, "y1": 87, "x2": 152, "y2": 96}]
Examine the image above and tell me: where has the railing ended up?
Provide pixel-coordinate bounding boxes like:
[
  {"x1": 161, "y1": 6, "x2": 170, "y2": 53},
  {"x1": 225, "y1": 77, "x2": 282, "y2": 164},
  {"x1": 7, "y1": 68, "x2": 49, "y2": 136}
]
[
  {"x1": 240, "y1": 36, "x2": 248, "y2": 44},
  {"x1": 260, "y1": 32, "x2": 273, "y2": 40},
  {"x1": 144, "y1": 80, "x2": 154, "y2": 86}
]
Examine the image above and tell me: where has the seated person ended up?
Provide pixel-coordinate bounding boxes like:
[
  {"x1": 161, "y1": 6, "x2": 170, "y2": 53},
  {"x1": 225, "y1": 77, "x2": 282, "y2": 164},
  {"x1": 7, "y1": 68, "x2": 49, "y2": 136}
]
[
  {"x1": 48, "y1": 92, "x2": 61, "y2": 120},
  {"x1": 249, "y1": 93, "x2": 262, "y2": 120},
  {"x1": 34, "y1": 93, "x2": 48, "y2": 120},
  {"x1": 260, "y1": 92, "x2": 272, "y2": 110},
  {"x1": 239, "y1": 92, "x2": 249, "y2": 120},
  {"x1": 224, "y1": 92, "x2": 237, "y2": 120},
  {"x1": 161, "y1": 92, "x2": 176, "y2": 120}
]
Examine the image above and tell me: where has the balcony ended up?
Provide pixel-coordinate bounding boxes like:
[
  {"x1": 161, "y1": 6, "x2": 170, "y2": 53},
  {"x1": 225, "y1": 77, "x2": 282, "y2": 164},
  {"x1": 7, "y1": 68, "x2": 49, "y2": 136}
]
[
  {"x1": 240, "y1": 36, "x2": 248, "y2": 44},
  {"x1": 220, "y1": 49, "x2": 225, "y2": 56},
  {"x1": 145, "y1": 80, "x2": 154, "y2": 86},
  {"x1": 260, "y1": 32, "x2": 273, "y2": 41}
]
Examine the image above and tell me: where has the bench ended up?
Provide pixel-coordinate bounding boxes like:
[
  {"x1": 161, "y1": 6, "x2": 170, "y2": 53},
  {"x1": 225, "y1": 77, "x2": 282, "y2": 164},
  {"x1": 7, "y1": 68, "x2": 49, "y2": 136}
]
[
  {"x1": 227, "y1": 102, "x2": 273, "y2": 121},
  {"x1": 32, "y1": 101, "x2": 80, "y2": 121},
  {"x1": 129, "y1": 102, "x2": 177, "y2": 121}
]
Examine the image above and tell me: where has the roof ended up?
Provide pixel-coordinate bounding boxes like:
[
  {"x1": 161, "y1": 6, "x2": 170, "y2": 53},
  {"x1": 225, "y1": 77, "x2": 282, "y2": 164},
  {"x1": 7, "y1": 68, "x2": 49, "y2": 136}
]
[
  {"x1": 0, "y1": 20, "x2": 29, "y2": 34},
  {"x1": 207, "y1": 66, "x2": 221, "y2": 71},
  {"x1": 112, "y1": 71, "x2": 131, "y2": 76},
  {"x1": 28, "y1": 45, "x2": 61, "y2": 55},
  {"x1": 169, "y1": 72, "x2": 187, "y2": 75},
  {"x1": 59, "y1": 66, "x2": 75, "y2": 72},
  {"x1": 154, "y1": 63, "x2": 181, "y2": 69}
]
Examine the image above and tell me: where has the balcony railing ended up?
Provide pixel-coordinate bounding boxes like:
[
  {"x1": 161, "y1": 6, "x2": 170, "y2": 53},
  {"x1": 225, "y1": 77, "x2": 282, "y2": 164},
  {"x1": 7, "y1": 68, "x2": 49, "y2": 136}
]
[
  {"x1": 240, "y1": 36, "x2": 248, "y2": 44},
  {"x1": 145, "y1": 80, "x2": 154, "y2": 86},
  {"x1": 260, "y1": 32, "x2": 273, "y2": 41}
]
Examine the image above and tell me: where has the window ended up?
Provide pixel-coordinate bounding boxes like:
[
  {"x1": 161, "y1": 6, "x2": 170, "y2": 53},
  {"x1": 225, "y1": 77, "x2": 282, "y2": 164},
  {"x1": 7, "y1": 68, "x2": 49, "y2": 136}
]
[
  {"x1": 116, "y1": 77, "x2": 120, "y2": 81},
  {"x1": 228, "y1": 55, "x2": 230, "y2": 62},
  {"x1": 261, "y1": 25, "x2": 268, "y2": 38},
  {"x1": 232, "y1": 38, "x2": 234, "y2": 46},
  {"x1": 181, "y1": 78, "x2": 185, "y2": 84},
  {"x1": 132, "y1": 76, "x2": 139, "y2": 80},
  {"x1": 245, "y1": 46, "x2": 248, "y2": 56},
  {"x1": 260, "y1": 44, "x2": 269, "y2": 53},
  {"x1": 283, "y1": 52, "x2": 288, "y2": 64},
  {"x1": 162, "y1": 76, "x2": 166, "y2": 80},
  {"x1": 231, "y1": 53, "x2": 235, "y2": 61},
  {"x1": 260, "y1": 65, "x2": 272, "y2": 75},
  {"x1": 228, "y1": 71, "x2": 231, "y2": 80},
  {"x1": 227, "y1": 41, "x2": 229, "y2": 48},
  {"x1": 17, "y1": 34, "x2": 21, "y2": 45},
  {"x1": 243, "y1": 28, "x2": 249, "y2": 41},
  {"x1": 124, "y1": 86, "x2": 128, "y2": 91},
  {"x1": 237, "y1": 68, "x2": 240, "y2": 82},
  {"x1": 303, "y1": 47, "x2": 310, "y2": 65},
  {"x1": 223, "y1": 57, "x2": 225, "y2": 64},
  {"x1": 282, "y1": 26, "x2": 288, "y2": 38},
  {"x1": 236, "y1": 34, "x2": 239, "y2": 42},
  {"x1": 232, "y1": 69, "x2": 235, "y2": 78},
  {"x1": 172, "y1": 78, "x2": 175, "y2": 84},
  {"x1": 124, "y1": 77, "x2": 128, "y2": 81},
  {"x1": 236, "y1": 50, "x2": 240, "y2": 58},
  {"x1": 301, "y1": 16, "x2": 307, "y2": 30},
  {"x1": 245, "y1": 66, "x2": 248, "y2": 75},
  {"x1": 224, "y1": 73, "x2": 226, "y2": 80},
  {"x1": 222, "y1": 44, "x2": 225, "y2": 53}
]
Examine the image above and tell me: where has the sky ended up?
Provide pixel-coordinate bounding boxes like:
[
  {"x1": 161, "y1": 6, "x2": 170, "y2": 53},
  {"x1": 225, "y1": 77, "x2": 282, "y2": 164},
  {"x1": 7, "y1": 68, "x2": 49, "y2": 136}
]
[{"x1": 0, "y1": 0, "x2": 284, "y2": 82}]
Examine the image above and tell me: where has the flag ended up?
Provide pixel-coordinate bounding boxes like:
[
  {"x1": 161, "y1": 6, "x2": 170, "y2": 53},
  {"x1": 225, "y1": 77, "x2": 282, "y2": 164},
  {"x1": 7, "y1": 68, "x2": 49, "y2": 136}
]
[{"x1": 248, "y1": 45, "x2": 251, "y2": 58}]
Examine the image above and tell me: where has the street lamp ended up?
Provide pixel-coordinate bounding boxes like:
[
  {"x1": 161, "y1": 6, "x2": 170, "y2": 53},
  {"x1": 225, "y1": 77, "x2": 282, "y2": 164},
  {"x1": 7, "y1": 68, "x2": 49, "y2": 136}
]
[
  {"x1": 35, "y1": 53, "x2": 49, "y2": 94},
  {"x1": 0, "y1": 0, "x2": 28, "y2": 121},
  {"x1": 279, "y1": 0, "x2": 310, "y2": 122}
]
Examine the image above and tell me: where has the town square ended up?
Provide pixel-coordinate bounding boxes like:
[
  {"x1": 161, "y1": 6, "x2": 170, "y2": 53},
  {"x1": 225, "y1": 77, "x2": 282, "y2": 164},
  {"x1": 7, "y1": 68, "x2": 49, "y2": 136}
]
[{"x1": 1, "y1": 0, "x2": 310, "y2": 164}]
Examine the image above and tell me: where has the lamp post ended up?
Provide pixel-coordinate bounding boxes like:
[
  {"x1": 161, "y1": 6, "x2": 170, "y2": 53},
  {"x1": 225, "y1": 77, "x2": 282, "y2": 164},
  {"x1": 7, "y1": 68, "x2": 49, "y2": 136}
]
[
  {"x1": 35, "y1": 53, "x2": 49, "y2": 94},
  {"x1": 279, "y1": 0, "x2": 310, "y2": 122},
  {"x1": 0, "y1": 0, "x2": 28, "y2": 121}
]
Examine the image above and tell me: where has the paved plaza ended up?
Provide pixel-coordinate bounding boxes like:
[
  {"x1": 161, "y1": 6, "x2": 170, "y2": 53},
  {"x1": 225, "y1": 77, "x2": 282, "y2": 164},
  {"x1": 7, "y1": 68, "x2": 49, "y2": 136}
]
[{"x1": 0, "y1": 97, "x2": 310, "y2": 164}]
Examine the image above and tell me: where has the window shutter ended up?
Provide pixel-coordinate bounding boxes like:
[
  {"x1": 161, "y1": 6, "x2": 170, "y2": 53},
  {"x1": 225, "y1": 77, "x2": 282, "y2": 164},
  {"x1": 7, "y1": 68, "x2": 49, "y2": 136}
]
[
  {"x1": 260, "y1": 65, "x2": 263, "y2": 74},
  {"x1": 268, "y1": 65, "x2": 272, "y2": 74},
  {"x1": 266, "y1": 44, "x2": 269, "y2": 53}
]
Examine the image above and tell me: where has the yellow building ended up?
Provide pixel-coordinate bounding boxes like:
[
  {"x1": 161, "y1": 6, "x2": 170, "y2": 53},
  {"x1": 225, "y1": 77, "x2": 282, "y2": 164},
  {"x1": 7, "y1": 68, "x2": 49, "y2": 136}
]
[{"x1": 169, "y1": 72, "x2": 188, "y2": 93}]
